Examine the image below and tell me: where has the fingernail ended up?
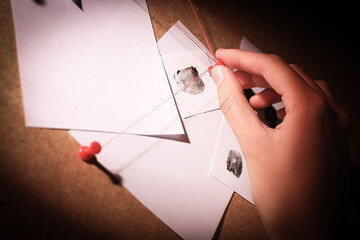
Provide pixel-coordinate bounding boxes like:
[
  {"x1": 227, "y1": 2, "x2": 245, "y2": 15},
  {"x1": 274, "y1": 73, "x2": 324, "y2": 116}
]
[{"x1": 211, "y1": 66, "x2": 224, "y2": 87}]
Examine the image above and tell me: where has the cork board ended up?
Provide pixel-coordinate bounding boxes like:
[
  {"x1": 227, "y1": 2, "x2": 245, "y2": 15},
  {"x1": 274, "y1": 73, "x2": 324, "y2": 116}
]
[{"x1": 1, "y1": 0, "x2": 358, "y2": 239}]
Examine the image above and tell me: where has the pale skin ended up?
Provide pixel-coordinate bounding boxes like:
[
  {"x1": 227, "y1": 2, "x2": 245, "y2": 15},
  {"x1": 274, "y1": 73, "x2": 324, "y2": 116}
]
[{"x1": 211, "y1": 49, "x2": 350, "y2": 239}]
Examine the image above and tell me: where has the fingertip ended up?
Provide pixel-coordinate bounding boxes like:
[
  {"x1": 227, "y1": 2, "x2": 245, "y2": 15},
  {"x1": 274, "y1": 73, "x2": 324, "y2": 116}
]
[
  {"x1": 215, "y1": 48, "x2": 225, "y2": 53},
  {"x1": 315, "y1": 80, "x2": 334, "y2": 101},
  {"x1": 215, "y1": 48, "x2": 244, "y2": 59},
  {"x1": 249, "y1": 94, "x2": 260, "y2": 107},
  {"x1": 215, "y1": 48, "x2": 225, "y2": 58},
  {"x1": 211, "y1": 64, "x2": 237, "y2": 88},
  {"x1": 211, "y1": 65, "x2": 225, "y2": 87},
  {"x1": 289, "y1": 64, "x2": 300, "y2": 70}
]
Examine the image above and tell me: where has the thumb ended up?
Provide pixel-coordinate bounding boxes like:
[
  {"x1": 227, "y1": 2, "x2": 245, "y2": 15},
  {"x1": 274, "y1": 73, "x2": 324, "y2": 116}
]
[{"x1": 211, "y1": 65, "x2": 264, "y2": 141}]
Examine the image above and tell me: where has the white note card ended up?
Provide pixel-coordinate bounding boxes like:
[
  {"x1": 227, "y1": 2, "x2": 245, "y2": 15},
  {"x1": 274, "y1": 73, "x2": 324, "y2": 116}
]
[
  {"x1": 11, "y1": 0, "x2": 183, "y2": 135},
  {"x1": 70, "y1": 110, "x2": 232, "y2": 240},
  {"x1": 210, "y1": 116, "x2": 253, "y2": 204},
  {"x1": 210, "y1": 36, "x2": 285, "y2": 202},
  {"x1": 158, "y1": 21, "x2": 219, "y2": 118},
  {"x1": 68, "y1": 22, "x2": 234, "y2": 240}
]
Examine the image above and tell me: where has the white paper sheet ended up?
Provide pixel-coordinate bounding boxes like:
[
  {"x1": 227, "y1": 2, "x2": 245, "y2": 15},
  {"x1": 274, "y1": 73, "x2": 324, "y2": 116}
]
[
  {"x1": 11, "y1": 0, "x2": 183, "y2": 135},
  {"x1": 158, "y1": 22, "x2": 219, "y2": 118},
  {"x1": 70, "y1": 110, "x2": 233, "y2": 240},
  {"x1": 157, "y1": 21, "x2": 212, "y2": 56}
]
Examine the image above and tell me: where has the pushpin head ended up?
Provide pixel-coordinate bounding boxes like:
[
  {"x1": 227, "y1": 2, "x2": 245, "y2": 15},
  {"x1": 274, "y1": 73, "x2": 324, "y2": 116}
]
[
  {"x1": 208, "y1": 66, "x2": 214, "y2": 76},
  {"x1": 78, "y1": 141, "x2": 102, "y2": 161},
  {"x1": 90, "y1": 141, "x2": 101, "y2": 154}
]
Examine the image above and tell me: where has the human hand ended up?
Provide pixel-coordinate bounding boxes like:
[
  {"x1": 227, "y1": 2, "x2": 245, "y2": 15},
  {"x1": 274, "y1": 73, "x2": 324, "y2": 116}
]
[{"x1": 211, "y1": 49, "x2": 350, "y2": 239}]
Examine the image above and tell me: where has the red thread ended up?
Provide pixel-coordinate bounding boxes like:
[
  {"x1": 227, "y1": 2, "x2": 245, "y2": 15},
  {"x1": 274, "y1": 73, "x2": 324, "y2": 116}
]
[
  {"x1": 187, "y1": 0, "x2": 215, "y2": 59},
  {"x1": 147, "y1": 0, "x2": 216, "y2": 62},
  {"x1": 79, "y1": 1, "x2": 220, "y2": 157},
  {"x1": 102, "y1": 1, "x2": 220, "y2": 147},
  {"x1": 208, "y1": 59, "x2": 225, "y2": 76},
  {"x1": 102, "y1": 69, "x2": 209, "y2": 148}
]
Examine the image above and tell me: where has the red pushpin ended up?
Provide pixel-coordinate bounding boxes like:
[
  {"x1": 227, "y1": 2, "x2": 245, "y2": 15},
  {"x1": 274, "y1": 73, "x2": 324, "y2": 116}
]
[
  {"x1": 208, "y1": 59, "x2": 225, "y2": 76},
  {"x1": 77, "y1": 141, "x2": 120, "y2": 185},
  {"x1": 78, "y1": 141, "x2": 102, "y2": 161}
]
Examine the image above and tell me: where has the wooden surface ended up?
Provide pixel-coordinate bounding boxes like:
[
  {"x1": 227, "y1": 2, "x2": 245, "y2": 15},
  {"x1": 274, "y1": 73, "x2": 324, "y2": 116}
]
[{"x1": 1, "y1": 0, "x2": 359, "y2": 239}]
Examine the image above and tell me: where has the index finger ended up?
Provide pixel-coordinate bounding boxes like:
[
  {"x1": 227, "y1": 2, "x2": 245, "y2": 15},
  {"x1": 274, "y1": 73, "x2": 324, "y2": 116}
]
[{"x1": 216, "y1": 49, "x2": 309, "y2": 99}]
